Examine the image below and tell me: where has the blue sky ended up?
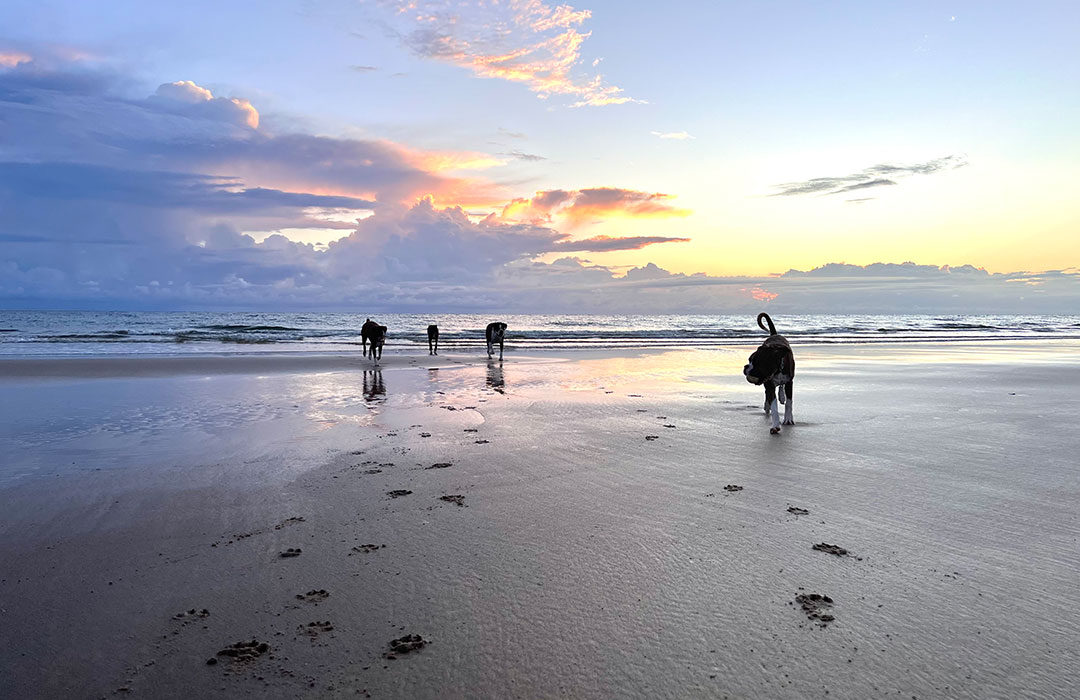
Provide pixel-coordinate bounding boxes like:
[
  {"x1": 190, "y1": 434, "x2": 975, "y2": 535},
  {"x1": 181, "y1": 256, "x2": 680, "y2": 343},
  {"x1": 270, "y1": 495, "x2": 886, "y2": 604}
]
[{"x1": 1, "y1": 1, "x2": 1078, "y2": 311}]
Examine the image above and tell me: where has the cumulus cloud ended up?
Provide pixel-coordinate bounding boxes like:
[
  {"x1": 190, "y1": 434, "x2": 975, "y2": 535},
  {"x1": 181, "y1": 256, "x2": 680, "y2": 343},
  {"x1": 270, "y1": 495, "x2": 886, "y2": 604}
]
[
  {"x1": 623, "y1": 262, "x2": 679, "y2": 281},
  {"x1": 0, "y1": 63, "x2": 508, "y2": 205},
  {"x1": 770, "y1": 155, "x2": 967, "y2": 197},
  {"x1": 1, "y1": 162, "x2": 691, "y2": 307},
  {"x1": 501, "y1": 187, "x2": 691, "y2": 225},
  {"x1": 149, "y1": 80, "x2": 260, "y2": 128},
  {"x1": 377, "y1": 0, "x2": 639, "y2": 107},
  {"x1": 1, "y1": 56, "x2": 702, "y2": 311}
]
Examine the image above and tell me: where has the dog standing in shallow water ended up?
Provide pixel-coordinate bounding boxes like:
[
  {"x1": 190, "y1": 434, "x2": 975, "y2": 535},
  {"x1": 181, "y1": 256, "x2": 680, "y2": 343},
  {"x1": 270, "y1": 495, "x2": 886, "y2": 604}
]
[
  {"x1": 743, "y1": 313, "x2": 795, "y2": 434},
  {"x1": 361, "y1": 318, "x2": 387, "y2": 364},
  {"x1": 427, "y1": 325, "x2": 439, "y2": 355},
  {"x1": 486, "y1": 322, "x2": 506, "y2": 359}
]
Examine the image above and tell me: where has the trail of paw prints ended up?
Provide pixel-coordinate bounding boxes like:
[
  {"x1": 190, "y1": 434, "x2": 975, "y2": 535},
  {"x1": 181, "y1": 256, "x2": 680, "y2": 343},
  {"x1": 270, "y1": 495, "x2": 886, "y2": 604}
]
[{"x1": 108, "y1": 606, "x2": 214, "y2": 695}]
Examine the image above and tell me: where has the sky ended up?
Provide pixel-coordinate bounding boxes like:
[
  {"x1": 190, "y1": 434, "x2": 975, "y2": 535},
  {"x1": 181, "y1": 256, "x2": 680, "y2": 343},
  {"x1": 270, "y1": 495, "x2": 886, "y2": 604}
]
[{"x1": 1, "y1": 0, "x2": 1078, "y2": 312}]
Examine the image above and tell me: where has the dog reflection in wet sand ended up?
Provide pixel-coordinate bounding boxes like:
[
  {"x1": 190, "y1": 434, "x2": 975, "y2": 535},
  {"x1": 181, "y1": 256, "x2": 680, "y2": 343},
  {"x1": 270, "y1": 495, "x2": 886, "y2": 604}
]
[
  {"x1": 486, "y1": 360, "x2": 505, "y2": 394},
  {"x1": 363, "y1": 369, "x2": 385, "y2": 402}
]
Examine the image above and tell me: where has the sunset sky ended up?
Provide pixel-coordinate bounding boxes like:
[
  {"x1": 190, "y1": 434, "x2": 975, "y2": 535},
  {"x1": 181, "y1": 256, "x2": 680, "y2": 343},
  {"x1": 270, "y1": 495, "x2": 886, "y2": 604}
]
[{"x1": 1, "y1": 0, "x2": 1078, "y2": 311}]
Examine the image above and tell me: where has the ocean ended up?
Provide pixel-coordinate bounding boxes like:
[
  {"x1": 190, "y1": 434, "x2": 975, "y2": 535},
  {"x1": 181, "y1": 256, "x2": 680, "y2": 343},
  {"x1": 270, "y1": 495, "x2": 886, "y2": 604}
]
[{"x1": 2, "y1": 311, "x2": 1079, "y2": 357}]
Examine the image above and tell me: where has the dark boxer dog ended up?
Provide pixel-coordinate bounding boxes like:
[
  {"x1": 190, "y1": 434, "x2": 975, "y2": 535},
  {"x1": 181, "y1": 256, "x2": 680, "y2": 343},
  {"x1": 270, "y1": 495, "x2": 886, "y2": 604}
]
[
  {"x1": 486, "y1": 322, "x2": 506, "y2": 359},
  {"x1": 360, "y1": 318, "x2": 377, "y2": 357},
  {"x1": 361, "y1": 318, "x2": 387, "y2": 363},
  {"x1": 743, "y1": 313, "x2": 795, "y2": 434},
  {"x1": 427, "y1": 324, "x2": 439, "y2": 355}
]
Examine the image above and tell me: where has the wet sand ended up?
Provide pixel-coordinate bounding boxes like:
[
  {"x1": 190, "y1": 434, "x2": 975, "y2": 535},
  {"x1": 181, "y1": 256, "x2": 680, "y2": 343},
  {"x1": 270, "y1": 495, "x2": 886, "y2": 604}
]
[{"x1": 2, "y1": 344, "x2": 1079, "y2": 699}]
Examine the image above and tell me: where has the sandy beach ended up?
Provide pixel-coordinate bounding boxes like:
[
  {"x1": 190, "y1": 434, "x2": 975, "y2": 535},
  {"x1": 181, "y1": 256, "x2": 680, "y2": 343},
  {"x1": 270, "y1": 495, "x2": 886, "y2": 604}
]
[{"x1": 2, "y1": 343, "x2": 1080, "y2": 699}]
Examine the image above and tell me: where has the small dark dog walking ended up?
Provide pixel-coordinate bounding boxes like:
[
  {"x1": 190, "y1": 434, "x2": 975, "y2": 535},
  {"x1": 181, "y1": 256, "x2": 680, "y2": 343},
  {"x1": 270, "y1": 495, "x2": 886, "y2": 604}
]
[
  {"x1": 744, "y1": 313, "x2": 795, "y2": 434},
  {"x1": 427, "y1": 324, "x2": 439, "y2": 355},
  {"x1": 361, "y1": 318, "x2": 387, "y2": 364},
  {"x1": 486, "y1": 322, "x2": 506, "y2": 360}
]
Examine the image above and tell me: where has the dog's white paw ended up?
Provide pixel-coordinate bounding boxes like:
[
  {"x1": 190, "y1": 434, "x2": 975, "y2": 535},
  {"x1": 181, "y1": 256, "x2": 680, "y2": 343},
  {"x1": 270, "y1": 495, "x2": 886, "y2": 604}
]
[
  {"x1": 783, "y1": 418, "x2": 795, "y2": 426},
  {"x1": 770, "y1": 426, "x2": 781, "y2": 435}
]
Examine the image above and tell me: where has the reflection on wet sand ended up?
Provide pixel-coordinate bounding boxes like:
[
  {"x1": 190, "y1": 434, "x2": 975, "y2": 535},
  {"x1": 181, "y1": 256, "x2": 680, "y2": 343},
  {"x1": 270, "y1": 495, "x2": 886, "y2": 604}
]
[
  {"x1": 486, "y1": 360, "x2": 505, "y2": 394},
  {"x1": 363, "y1": 369, "x2": 385, "y2": 402}
]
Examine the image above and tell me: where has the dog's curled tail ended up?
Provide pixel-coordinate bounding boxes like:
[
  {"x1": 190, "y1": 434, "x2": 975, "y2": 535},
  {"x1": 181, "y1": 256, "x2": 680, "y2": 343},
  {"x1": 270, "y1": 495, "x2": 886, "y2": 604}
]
[{"x1": 757, "y1": 312, "x2": 777, "y2": 335}]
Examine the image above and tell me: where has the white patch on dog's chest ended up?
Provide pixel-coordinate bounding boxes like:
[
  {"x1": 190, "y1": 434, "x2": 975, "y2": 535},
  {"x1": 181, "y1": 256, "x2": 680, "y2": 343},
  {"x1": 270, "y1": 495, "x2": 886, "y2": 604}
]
[{"x1": 772, "y1": 373, "x2": 790, "y2": 384}]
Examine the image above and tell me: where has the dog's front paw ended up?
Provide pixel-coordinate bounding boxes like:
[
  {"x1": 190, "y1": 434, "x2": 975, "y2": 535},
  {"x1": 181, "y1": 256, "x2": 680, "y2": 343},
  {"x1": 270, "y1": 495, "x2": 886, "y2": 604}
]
[
  {"x1": 770, "y1": 426, "x2": 781, "y2": 435},
  {"x1": 783, "y1": 418, "x2": 795, "y2": 426}
]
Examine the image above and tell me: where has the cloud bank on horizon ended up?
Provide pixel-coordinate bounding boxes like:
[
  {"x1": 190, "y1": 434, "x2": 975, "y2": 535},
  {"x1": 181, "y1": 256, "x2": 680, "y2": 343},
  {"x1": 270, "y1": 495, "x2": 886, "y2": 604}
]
[
  {"x1": 1, "y1": 38, "x2": 1077, "y2": 313},
  {"x1": 0, "y1": 51, "x2": 698, "y2": 309}
]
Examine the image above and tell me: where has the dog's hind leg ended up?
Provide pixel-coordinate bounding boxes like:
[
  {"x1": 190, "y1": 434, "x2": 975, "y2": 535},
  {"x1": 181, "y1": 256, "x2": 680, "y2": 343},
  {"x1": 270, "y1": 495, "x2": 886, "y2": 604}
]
[{"x1": 783, "y1": 381, "x2": 794, "y2": 425}]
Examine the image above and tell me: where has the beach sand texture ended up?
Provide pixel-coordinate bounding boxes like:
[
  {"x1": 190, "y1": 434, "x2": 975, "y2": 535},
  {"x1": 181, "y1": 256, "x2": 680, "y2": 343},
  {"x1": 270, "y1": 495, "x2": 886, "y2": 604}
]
[{"x1": 2, "y1": 344, "x2": 1079, "y2": 699}]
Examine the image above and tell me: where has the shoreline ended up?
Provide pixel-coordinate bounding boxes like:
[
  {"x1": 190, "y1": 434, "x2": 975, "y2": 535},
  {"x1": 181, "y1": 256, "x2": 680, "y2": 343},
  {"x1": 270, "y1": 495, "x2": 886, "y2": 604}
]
[{"x1": 3, "y1": 338, "x2": 1080, "y2": 380}]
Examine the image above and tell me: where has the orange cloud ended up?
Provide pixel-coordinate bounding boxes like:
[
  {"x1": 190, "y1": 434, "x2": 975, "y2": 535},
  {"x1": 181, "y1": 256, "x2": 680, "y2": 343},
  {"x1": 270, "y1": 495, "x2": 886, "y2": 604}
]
[
  {"x1": 0, "y1": 51, "x2": 32, "y2": 68},
  {"x1": 501, "y1": 187, "x2": 691, "y2": 225},
  {"x1": 748, "y1": 286, "x2": 779, "y2": 302},
  {"x1": 394, "y1": 141, "x2": 506, "y2": 172},
  {"x1": 390, "y1": 0, "x2": 640, "y2": 107}
]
